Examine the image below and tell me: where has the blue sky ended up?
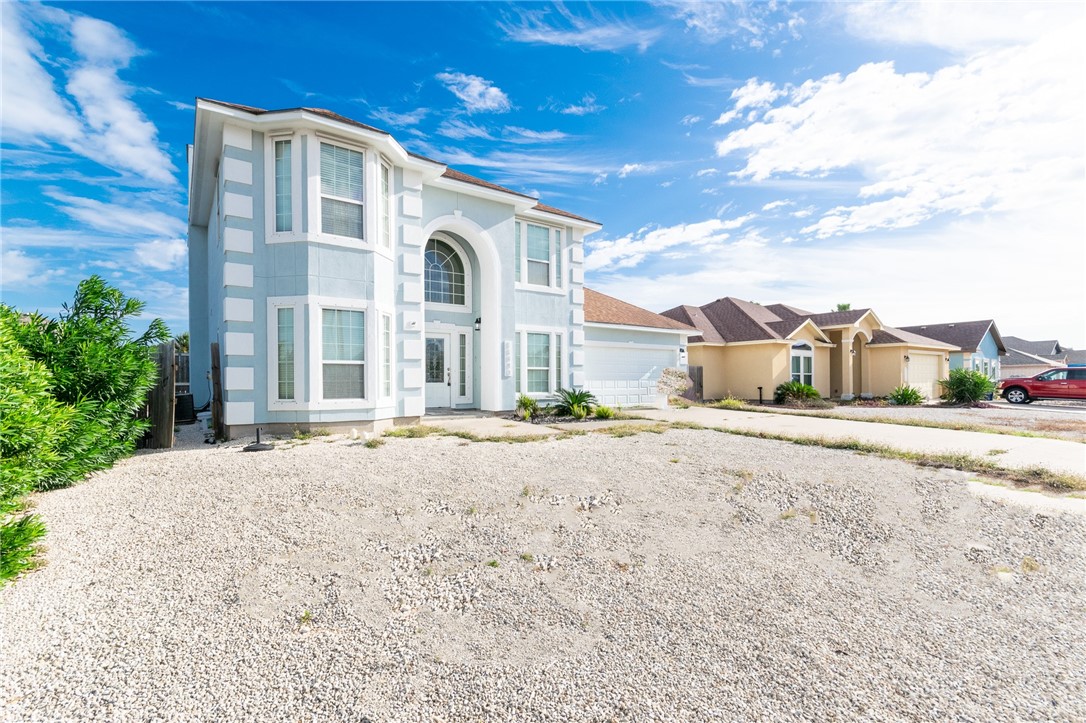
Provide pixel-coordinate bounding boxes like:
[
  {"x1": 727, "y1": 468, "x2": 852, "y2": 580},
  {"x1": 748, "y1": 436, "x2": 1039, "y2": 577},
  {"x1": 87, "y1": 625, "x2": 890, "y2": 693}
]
[{"x1": 3, "y1": 1, "x2": 1083, "y2": 346}]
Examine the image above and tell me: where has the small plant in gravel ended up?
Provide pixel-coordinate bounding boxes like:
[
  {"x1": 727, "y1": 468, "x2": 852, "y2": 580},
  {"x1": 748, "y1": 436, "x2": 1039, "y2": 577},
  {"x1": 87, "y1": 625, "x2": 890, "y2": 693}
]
[
  {"x1": 711, "y1": 396, "x2": 746, "y2": 410},
  {"x1": 773, "y1": 381, "x2": 823, "y2": 405},
  {"x1": 554, "y1": 387, "x2": 597, "y2": 417},
  {"x1": 987, "y1": 448, "x2": 1007, "y2": 456},
  {"x1": 515, "y1": 394, "x2": 538, "y2": 420},
  {"x1": 570, "y1": 403, "x2": 588, "y2": 420},
  {"x1": 385, "y1": 425, "x2": 442, "y2": 438},
  {"x1": 519, "y1": 553, "x2": 534, "y2": 562},
  {"x1": 940, "y1": 369, "x2": 996, "y2": 405},
  {"x1": 669, "y1": 458, "x2": 680, "y2": 464},
  {"x1": 363, "y1": 438, "x2": 384, "y2": 449},
  {"x1": 520, "y1": 485, "x2": 532, "y2": 497},
  {"x1": 594, "y1": 405, "x2": 615, "y2": 420},
  {"x1": 485, "y1": 559, "x2": 500, "y2": 568},
  {"x1": 299, "y1": 610, "x2": 313, "y2": 625},
  {"x1": 888, "y1": 385, "x2": 924, "y2": 406},
  {"x1": 1020, "y1": 557, "x2": 1042, "y2": 573},
  {"x1": 292, "y1": 427, "x2": 315, "y2": 440},
  {"x1": 779, "y1": 508, "x2": 798, "y2": 520}
]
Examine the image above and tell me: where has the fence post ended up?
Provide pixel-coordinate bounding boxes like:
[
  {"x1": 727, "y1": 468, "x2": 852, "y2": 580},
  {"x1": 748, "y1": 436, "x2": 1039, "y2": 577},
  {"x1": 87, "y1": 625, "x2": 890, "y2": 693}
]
[
  {"x1": 146, "y1": 342, "x2": 176, "y2": 449},
  {"x1": 210, "y1": 342, "x2": 225, "y2": 441}
]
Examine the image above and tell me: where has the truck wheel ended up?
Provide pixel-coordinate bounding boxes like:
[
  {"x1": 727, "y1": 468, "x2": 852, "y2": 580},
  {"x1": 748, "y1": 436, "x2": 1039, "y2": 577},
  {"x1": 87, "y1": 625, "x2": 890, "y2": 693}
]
[{"x1": 1004, "y1": 387, "x2": 1029, "y2": 404}]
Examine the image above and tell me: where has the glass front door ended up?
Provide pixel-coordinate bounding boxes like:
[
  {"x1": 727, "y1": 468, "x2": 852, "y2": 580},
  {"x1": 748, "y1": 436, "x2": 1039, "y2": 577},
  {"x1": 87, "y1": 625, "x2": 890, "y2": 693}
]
[{"x1": 425, "y1": 334, "x2": 451, "y2": 408}]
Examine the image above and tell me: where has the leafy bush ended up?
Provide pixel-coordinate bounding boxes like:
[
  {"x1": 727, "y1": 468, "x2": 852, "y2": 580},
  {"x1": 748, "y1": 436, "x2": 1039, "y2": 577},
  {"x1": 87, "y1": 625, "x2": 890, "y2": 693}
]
[
  {"x1": 940, "y1": 368, "x2": 996, "y2": 405},
  {"x1": 711, "y1": 396, "x2": 745, "y2": 410},
  {"x1": 7, "y1": 277, "x2": 169, "y2": 490},
  {"x1": 570, "y1": 404, "x2": 588, "y2": 420},
  {"x1": 594, "y1": 405, "x2": 615, "y2": 419},
  {"x1": 889, "y1": 385, "x2": 924, "y2": 406},
  {"x1": 553, "y1": 387, "x2": 597, "y2": 417},
  {"x1": 515, "y1": 394, "x2": 538, "y2": 420},
  {"x1": 774, "y1": 381, "x2": 822, "y2": 405}
]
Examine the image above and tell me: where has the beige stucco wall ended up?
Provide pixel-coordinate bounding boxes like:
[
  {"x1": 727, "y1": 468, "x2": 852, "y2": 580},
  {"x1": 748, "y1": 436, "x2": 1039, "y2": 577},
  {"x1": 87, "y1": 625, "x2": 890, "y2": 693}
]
[
  {"x1": 690, "y1": 341, "x2": 830, "y2": 400},
  {"x1": 868, "y1": 347, "x2": 905, "y2": 396}
]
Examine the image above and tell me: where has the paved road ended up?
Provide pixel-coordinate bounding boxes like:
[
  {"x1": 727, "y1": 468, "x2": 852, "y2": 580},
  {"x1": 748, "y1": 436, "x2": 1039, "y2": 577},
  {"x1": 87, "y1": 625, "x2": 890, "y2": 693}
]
[
  {"x1": 988, "y1": 399, "x2": 1086, "y2": 416},
  {"x1": 641, "y1": 406, "x2": 1086, "y2": 476}
]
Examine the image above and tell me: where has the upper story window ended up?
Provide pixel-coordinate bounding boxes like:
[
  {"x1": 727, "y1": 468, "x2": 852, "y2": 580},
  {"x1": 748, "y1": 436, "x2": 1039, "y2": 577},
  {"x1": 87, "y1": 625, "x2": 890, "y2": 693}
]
[
  {"x1": 274, "y1": 139, "x2": 292, "y2": 232},
  {"x1": 425, "y1": 238, "x2": 466, "y2": 306},
  {"x1": 320, "y1": 142, "x2": 364, "y2": 239},
  {"x1": 515, "y1": 221, "x2": 563, "y2": 289}
]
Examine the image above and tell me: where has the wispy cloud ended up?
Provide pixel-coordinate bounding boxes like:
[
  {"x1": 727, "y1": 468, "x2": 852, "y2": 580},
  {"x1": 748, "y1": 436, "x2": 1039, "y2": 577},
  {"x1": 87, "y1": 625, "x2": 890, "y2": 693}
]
[
  {"x1": 680, "y1": 114, "x2": 703, "y2": 126},
  {"x1": 369, "y1": 106, "x2": 429, "y2": 128},
  {"x1": 657, "y1": 0, "x2": 806, "y2": 49},
  {"x1": 504, "y1": 126, "x2": 571, "y2": 143},
  {"x1": 134, "y1": 239, "x2": 187, "y2": 271},
  {"x1": 435, "y1": 71, "x2": 511, "y2": 113},
  {"x1": 617, "y1": 163, "x2": 657, "y2": 178},
  {"x1": 167, "y1": 100, "x2": 194, "y2": 111},
  {"x1": 436, "y1": 119, "x2": 495, "y2": 141},
  {"x1": 499, "y1": 3, "x2": 662, "y2": 52},
  {"x1": 546, "y1": 93, "x2": 606, "y2": 116},
  {"x1": 45, "y1": 189, "x2": 186, "y2": 238},
  {"x1": 585, "y1": 215, "x2": 754, "y2": 271}
]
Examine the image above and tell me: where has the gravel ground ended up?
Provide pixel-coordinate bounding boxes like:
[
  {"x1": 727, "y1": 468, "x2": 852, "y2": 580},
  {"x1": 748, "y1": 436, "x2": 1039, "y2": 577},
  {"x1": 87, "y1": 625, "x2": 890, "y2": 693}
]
[
  {"x1": 772, "y1": 403, "x2": 1086, "y2": 442},
  {"x1": 2, "y1": 425, "x2": 1084, "y2": 722}
]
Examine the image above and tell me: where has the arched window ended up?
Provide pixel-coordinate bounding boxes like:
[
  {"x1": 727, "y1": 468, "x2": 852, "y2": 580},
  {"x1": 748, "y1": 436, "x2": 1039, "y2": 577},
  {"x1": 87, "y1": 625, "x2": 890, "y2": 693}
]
[
  {"x1": 791, "y1": 342, "x2": 813, "y2": 386},
  {"x1": 425, "y1": 238, "x2": 466, "y2": 306}
]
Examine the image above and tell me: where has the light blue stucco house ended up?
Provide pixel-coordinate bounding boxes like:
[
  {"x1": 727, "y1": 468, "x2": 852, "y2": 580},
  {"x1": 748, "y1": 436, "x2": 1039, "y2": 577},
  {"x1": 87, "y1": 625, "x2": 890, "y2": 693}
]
[
  {"x1": 187, "y1": 99, "x2": 690, "y2": 436},
  {"x1": 898, "y1": 320, "x2": 1006, "y2": 379}
]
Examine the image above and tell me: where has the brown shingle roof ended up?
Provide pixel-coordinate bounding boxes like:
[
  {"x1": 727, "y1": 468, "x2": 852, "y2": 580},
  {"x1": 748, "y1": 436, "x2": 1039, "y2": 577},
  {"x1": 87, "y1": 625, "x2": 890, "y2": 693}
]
[
  {"x1": 697, "y1": 298, "x2": 781, "y2": 342},
  {"x1": 764, "y1": 303, "x2": 813, "y2": 319},
  {"x1": 897, "y1": 320, "x2": 1003, "y2": 354},
  {"x1": 660, "y1": 305, "x2": 720, "y2": 343},
  {"x1": 804, "y1": 309, "x2": 872, "y2": 327},
  {"x1": 1002, "y1": 336, "x2": 1063, "y2": 356},
  {"x1": 198, "y1": 98, "x2": 595, "y2": 223},
  {"x1": 585, "y1": 289, "x2": 696, "y2": 331},
  {"x1": 869, "y1": 326, "x2": 957, "y2": 349}
]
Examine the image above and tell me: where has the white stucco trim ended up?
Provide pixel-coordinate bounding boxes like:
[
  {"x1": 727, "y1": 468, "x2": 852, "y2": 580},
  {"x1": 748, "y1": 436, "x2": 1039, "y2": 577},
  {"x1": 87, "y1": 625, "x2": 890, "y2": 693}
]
[
  {"x1": 421, "y1": 215, "x2": 503, "y2": 411},
  {"x1": 424, "y1": 232, "x2": 474, "y2": 314},
  {"x1": 266, "y1": 297, "x2": 307, "y2": 410}
]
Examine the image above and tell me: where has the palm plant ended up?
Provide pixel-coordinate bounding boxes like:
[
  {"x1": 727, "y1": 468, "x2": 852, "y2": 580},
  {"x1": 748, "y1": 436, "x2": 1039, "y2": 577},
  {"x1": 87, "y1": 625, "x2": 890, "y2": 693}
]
[{"x1": 553, "y1": 387, "x2": 597, "y2": 417}]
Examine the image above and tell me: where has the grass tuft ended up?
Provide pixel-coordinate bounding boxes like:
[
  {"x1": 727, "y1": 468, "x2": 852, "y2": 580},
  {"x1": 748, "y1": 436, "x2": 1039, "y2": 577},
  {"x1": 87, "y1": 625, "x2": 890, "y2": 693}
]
[{"x1": 363, "y1": 438, "x2": 385, "y2": 449}]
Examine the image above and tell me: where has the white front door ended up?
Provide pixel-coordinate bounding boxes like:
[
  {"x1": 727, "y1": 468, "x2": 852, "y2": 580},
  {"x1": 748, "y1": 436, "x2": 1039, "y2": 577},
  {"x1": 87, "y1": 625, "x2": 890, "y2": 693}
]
[{"x1": 425, "y1": 333, "x2": 452, "y2": 408}]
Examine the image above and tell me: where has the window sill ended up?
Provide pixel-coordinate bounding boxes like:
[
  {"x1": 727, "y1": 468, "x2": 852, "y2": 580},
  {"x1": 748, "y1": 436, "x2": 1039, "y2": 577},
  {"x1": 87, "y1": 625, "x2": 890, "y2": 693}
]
[
  {"x1": 266, "y1": 231, "x2": 371, "y2": 250},
  {"x1": 515, "y1": 283, "x2": 565, "y2": 296}
]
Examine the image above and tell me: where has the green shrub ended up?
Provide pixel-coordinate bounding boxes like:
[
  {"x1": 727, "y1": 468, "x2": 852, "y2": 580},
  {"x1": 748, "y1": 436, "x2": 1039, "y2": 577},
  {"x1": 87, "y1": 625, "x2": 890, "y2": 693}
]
[
  {"x1": 773, "y1": 381, "x2": 822, "y2": 405},
  {"x1": 889, "y1": 385, "x2": 924, "y2": 406},
  {"x1": 594, "y1": 405, "x2": 615, "y2": 419},
  {"x1": 554, "y1": 387, "x2": 597, "y2": 417},
  {"x1": 6, "y1": 277, "x2": 169, "y2": 491},
  {"x1": 570, "y1": 404, "x2": 588, "y2": 420},
  {"x1": 0, "y1": 513, "x2": 47, "y2": 581},
  {"x1": 940, "y1": 368, "x2": 996, "y2": 405},
  {"x1": 711, "y1": 396, "x2": 745, "y2": 410},
  {"x1": 515, "y1": 393, "x2": 539, "y2": 420}
]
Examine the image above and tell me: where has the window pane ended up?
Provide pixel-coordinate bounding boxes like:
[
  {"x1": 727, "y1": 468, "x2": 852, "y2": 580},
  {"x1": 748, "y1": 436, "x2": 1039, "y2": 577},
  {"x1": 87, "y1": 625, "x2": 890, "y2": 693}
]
[
  {"x1": 426, "y1": 337, "x2": 445, "y2": 383},
  {"x1": 803, "y1": 357, "x2": 812, "y2": 374},
  {"x1": 527, "y1": 260, "x2": 549, "y2": 286},
  {"x1": 322, "y1": 309, "x2": 364, "y2": 362},
  {"x1": 459, "y1": 333, "x2": 467, "y2": 397},
  {"x1": 527, "y1": 369, "x2": 549, "y2": 393},
  {"x1": 515, "y1": 332, "x2": 522, "y2": 394},
  {"x1": 555, "y1": 334, "x2": 562, "y2": 390},
  {"x1": 554, "y1": 230, "x2": 562, "y2": 287},
  {"x1": 274, "y1": 140, "x2": 292, "y2": 232},
  {"x1": 424, "y1": 239, "x2": 465, "y2": 305},
  {"x1": 322, "y1": 198, "x2": 364, "y2": 239},
  {"x1": 380, "y1": 164, "x2": 391, "y2": 248},
  {"x1": 526, "y1": 224, "x2": 550, "y2": 261},
  {"x1": 320, "y1": 143, "x2": 363, "y2": 201},
  {"x1": 323, "y1": 364, "x2": 363, "y2": 399},
  {"x1": 791, "y1": 356, "x2": 801, "y2": 375},
  {"x1": 277, "y1": 307, "x2": 294, "y2": 400},
  {"x1": 514, "y1": 222, "x2": 522, "y2": 283},
  {"x1": 527, "y1": 333, "x2": 550, "y2": 368},
  {"x1": 381, "y1": 314, "x2": 392, "y2": 397}
]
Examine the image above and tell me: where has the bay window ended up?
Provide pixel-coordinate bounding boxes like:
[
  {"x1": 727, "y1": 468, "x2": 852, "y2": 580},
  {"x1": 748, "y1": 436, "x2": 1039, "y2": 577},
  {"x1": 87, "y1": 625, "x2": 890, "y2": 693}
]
[
  {"x1": 274, "y1": 139, "x2": 292, "y2": 232},
  {"x1": 322, "y1": 308, "x2": 365, "y2": 399},
  {"x1": 320, "y1": 142, "x2": 364, "y2": 239}
]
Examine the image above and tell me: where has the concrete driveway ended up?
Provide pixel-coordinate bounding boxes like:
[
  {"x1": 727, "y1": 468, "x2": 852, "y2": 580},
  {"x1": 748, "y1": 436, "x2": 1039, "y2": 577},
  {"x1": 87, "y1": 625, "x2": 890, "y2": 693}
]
[{"x1": 641, "y1": 406, "x2": 1086, "y2": 476}]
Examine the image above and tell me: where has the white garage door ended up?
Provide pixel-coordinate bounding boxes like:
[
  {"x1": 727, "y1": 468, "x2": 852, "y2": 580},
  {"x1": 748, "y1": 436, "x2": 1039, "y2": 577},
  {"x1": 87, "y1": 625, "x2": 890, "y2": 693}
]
[
  {"x1": 585, "y1": 345, "x2": 677, "y2": 409},
  {"x1": 907, "y1": 353, "x2": 941, "y2": 399}
]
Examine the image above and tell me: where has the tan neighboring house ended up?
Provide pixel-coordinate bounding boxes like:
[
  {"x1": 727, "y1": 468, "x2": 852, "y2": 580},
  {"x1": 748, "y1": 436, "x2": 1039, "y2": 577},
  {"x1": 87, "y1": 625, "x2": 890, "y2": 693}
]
[
  {"x1": 998, "y1": 348, "x2": 1063, "y2": 379},
  {"x1": 661, "y1": 298, "x2": 955, "y2": 400}
]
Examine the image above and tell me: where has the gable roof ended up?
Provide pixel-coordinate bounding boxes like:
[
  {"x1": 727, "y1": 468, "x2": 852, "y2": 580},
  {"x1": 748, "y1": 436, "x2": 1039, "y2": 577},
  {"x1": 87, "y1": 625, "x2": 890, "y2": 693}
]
[
  {"x1": 659, "y1": 305, "x2": 722, "y2": 343},
  {"x1": 1003, "y1": 336, "x2": 1063, "y2": 356},
  {"x1": 195, "y1": 98, "x2": 598, "y2": 225},
  {"x1": 668, "y1": 297, "x2": 872, "y2": 345},
  {"x1": 898, "y1": 320, "x2": 1005, "y2": 354},
  {"x1": 868, "y1": 326, "x2": 957, "y2": 349},
  {"x1": 584, "y1": 289, "x2": 696, "y2": 332},
  {"x1": 764, "y1": 303, "x2": 813, "y2": 319},
  {"x1": 1002, "y1": 348, "x2": 1064, "y2": 368}
]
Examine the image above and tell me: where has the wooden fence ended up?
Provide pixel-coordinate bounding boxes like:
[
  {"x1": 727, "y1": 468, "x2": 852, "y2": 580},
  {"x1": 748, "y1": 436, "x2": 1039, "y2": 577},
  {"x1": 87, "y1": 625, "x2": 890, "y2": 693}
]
[{"x1": 137, "y1": 342, "x2": 176, "y2": 449}]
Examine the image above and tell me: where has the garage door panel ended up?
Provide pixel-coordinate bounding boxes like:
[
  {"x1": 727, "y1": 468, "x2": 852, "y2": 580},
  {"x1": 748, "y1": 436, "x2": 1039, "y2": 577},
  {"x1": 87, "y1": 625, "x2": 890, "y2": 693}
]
[
  {"x1": 584, "y1": 345, "x2": 676, "y2": 408},
  {"x1": 907, "y1": 354, "x2": 940, "y2": 399}
]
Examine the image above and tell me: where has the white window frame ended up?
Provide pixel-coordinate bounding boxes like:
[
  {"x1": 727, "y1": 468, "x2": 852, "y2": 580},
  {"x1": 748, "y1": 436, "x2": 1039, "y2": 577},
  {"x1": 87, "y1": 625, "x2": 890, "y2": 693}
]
[
  {"x1": 515, "y1": 220, "x2": 564, "y2": 293},
  {"x1": 515, "y1": 326, "x2": 565, "y2": 398},
  {"x1": 308, "y1": 297, "x2": 376, "y2": 409},
  {"x1": 264, "y1": 133, "x2": 303, "y2": 241},
  {"x1": 310, "y1": 135, "x2": 368, "y2": 245},
  {"x1": 379, "y1": 159, "x2": 393, "y2": 251},
  {"x1": 266, "y1": 297, "x2": 306, "y2": 409},
  {"x1": 424, "y1": 232, "x2": 473, "y2": 313},
  {"x1": 790, "y1": 342, "x2": 814, "y2": 386},
  {"x1": 381, "y1": 312, "x2": 392, "y2": 399}
]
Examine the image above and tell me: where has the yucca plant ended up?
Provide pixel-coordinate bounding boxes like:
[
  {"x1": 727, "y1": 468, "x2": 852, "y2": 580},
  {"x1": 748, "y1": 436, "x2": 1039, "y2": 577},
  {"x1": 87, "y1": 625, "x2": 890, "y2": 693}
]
[
  {"x1": 593, "y1": 405, "x2": 615, "y2": 419},
  {"x1": 939, "y1": 368, "x2": 995, "y2": 405},
  {"x1": 515, "y1": 393, "x2": 539, "y2": 420},
  {"x1": 553, "y1": 387, "x2": 597, "y2": 417},
  {"x1": 888, "y1": 385, "x2": 924, "y2": 406},
  {"x1": 570, "y1": 404, "x2": 588, "y2": 420},
  {"x1": 773, "y1": 381, "x2": 821, "y2": 405}
]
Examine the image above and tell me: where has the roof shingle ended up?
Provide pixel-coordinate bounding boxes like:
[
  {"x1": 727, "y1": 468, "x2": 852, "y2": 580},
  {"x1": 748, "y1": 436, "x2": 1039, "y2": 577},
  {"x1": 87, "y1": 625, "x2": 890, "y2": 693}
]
[
  {"x1": 585, "y1": 289, "x2": 696, "y2": 331},
  {"x1": 898, "y1": 320, "x2": 1002, "y2": 353}
]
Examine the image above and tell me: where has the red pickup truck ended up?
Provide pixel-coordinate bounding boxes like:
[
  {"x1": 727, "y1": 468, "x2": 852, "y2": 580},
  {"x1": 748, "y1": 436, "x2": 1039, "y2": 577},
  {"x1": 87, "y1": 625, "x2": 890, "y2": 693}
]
[{"x1": 1000, "y1": 367, "x2": 1086, "y2": 403}]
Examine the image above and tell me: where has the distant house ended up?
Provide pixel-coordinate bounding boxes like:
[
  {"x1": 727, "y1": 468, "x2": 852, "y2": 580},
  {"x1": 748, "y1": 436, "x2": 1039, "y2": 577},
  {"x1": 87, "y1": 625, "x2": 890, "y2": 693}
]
[
  {"x1": 186, "y1": 98, "x2": 688, "y2": 436},
  {"x1": 999, "y1": 336, "x2": 1081, "y2": 378},
  {"x1": 999, "y1": 348, "x2": 1063, "y2": 379},
  {"x1": 898, "y1": 320, "x2": 1006, "y2": 379},
  {"x1": 1002, "y1": 336, "x2": 1065, "y2": 357},
  {"x1": 661, "y1": 298, "x2": 955, "y2": 400}
]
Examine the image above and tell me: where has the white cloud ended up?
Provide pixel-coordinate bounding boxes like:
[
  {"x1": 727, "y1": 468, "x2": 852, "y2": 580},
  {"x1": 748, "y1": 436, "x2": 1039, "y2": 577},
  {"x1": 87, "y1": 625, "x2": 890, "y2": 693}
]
[
  {"x1": 504, "y1": 126, "x2": 570, "y2": 143},
  {"x1": 658, "y1": 0, "x2": 805, "y2": 47},
  {"x1": 133, "y1": 239, "x2": 187, "y2": 271},
  {"x1": 840, "y1": 0, "x2": 1081, "y2": 54},
  {"x1": 593, "y1": 173, "x2": 609, "y2": 186},
  {"x1": 370, "y1": 106, "x2": 429, "y2": 128},
  {"x1": 557, "y1": 93, "x2": 606, "y2": 116},
  {"x1": 716, "y1": 16, "x2": 1084, "y2": 238},
  {"x1": 762, "y1": 199, "x2": 793, "y2": 211},
  {"x1": 585, "y1": 215, "x2": 754, "y2": 271},
  {"x1": 499, "y1": 4, "x2": 662, "y2": 52},
  {"x1": 711, "y1": 110, "x2": 739, "y2": 126},
  {"x1": 680, "y1": 114, "x2": 702, "y2": 126},
  {"x1": 1, "y1": 250, "x2": 40, "y2": 286},
  {"x1": 695, "y1": 168, "x2": 718, "y2": 178},
  {"x1": 617, "y1": 163, "x2": 657, "y2": 178},
  {"x1": 46, "y1": 190, "x2": 186, "y2": 238},
  {"x1": 436, "y1": 119, "x2": 494, "y2": 141},
  {"x1": 435, "y1": 72, "x2": 511, "y2": 113},
  {"x1": 1, "y1": 4, "x2": 177, "y2": 186},
  {"x1": 712, "y1": 78, "x2": 783, "y2": 126},
  {"x1": 167, "y1": 100, "x2": 195, "y2": 111}
]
